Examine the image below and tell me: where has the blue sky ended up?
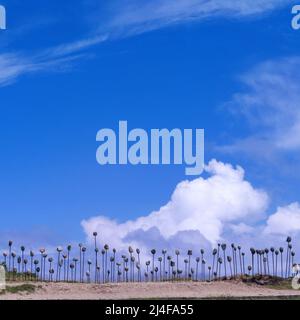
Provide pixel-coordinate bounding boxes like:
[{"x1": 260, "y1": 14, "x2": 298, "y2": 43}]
[{"x1": 1, "y1": 0, "x2": 300, "y2": 249}]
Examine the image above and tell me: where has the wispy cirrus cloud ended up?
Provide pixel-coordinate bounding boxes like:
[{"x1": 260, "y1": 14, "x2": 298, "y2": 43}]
[
  {"x1": 104, "y1": 0, "x2": 292, "y2": 36},
  {"x1": 0, "y1": 0, "x2": 292, "y2": 87},
  {"x1": 219, "y1": 56, "x2": 300, "y2": 157}
]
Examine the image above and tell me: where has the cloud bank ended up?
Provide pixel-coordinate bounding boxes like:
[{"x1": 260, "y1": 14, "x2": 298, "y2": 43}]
[{"x1": 81, "y1": 159, "x2": 269, "y2": 250}]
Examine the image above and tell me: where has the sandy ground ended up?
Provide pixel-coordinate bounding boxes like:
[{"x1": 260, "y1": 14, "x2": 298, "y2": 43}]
[{"x1": 1, "y1": 280, "x2": 300, "y2": 300}]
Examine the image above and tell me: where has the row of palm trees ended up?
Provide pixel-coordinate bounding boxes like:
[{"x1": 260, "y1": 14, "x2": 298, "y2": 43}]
[{"x1": 1, "y1": 234, "x2": 297, "y2": 283}]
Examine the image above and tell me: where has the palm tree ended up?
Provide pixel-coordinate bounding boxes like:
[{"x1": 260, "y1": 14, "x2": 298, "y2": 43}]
[
  {"x1": 48, "y1": 257, "x2": 54, "y2": 281},
  {"x1": 67, "y1": 245, "x2": 72, "y2": 282},
  {"x1": 275, "y1": 250, "x2": 279, "y2": 277},
  {"x1": 62, "y1": 253, "x2": 67, "y2": 282},
  {"x1": 34, "y1": 259, "x2": 39, "y2": 281},
  {"x1": 70, "y1": 263, "x2": 75, "y2": 282},
  {"x1": 250, "y1": 248, "x2": 255, "y2": 277},
  {"x1": 264, "y1": 248, "x2": 270, "y2": 276},
  {"x1": 87, "y1": 259, "x2": 92, "y2": 283},
  {"x1": 167, "y1": 256, "x2": 172, "y2": 281},
  {"x1": 287, "y1": 244, "x2": 292, "y2": 278},
  {"x1": 195, "y1": 257, "x2": 200, "y2": 281},
  {"x1": 94, "y1": 247, "x2": 99, "y2": 283},
  {"x1": 162, "y1": 249, "x2": 167, "y2": 281},
  {"x1": 238, "y1": 246, "x2": 242, "y2": 275},
  {"x1": 212, "y1": 249, "x2": 217, "y2": 278},
  {"x1": 130, "y1": 256, "x2": 135, "y2": 282},
  {"x1": 175, "y1": 250, "x2": 180, "y2": 278},
  {"x1": 56, "y1": 247, "x2": 62, "y2": 282},
  {"x1": 202, "y1": 259, "x2": 206, "y2": 281},
  {"x1": 242, "y1": 252, "x2": 246, "y2": 275},
  {"x1": 227, "y1": 256, "x2": 233, "y2": 278},
  {"x1": 158, "y1": 257, "x2": 162, "y2": 281},
  {"x1": 8, "y1": 240, "x2": 12, "y2": 273},
  {"x1": 151, "y1": 249, "x2": 156, "y2": 282},
  {"x1": 217, "y1": 257, "x2": 223, "y2": 279},
  {"x1": 81, "y1": 246, "x2": 86, "y2": 282},
  {"x1": 279, "y1": 247, "x2": 284, "y2": 278},
  {"x1": 23, "y1": 259, "x2": 28, "y2": 280},
  {"x1": 270, "y1": 247, "x2": 275, "y2": 276},
  {"x1": 187, "y1": 250, "x2": 192, "y2": 276},
  {"x1": 102, "y1": 250, "x2": 106, "y2": 283},
  {"x1": 42, "y1": 253, "x2": 47, "y2": 281},
  {"x1": 17, "y1": 256, "x2": 21, "y2": 274},
  {"x1": 78, "y1": 243, "x2": 82, "y2": 282},
  {"x1": 20, "y1": 246, "x2": 25, "y2": 274},
  {"x1": 208, "y1": 266, "x2": 212, "y2": 282},
  {"x1": 285, "y1": 236, "x2": 292, "y2": 278},
  {"x1": 136, "y1": 249, "x2": 141, "y2": 282},
  {"x1": 112, "y1": 249, "x2": 116, "y2": 282},
  {"x1": 221, "y1": 244, "x2": 227, "y2": 278},
  {"x1": 11, "y1": 252, "x2": 16, "y2": 281},
  {"x1": 104, "y1": 244, "x2": 109, "y2": 282},
  {"x1": 256, "y1": 250, "x2": 260, "y2": 275},
  {"x1": 29, "y1": 251, "x2": 34, "y2": 281}
]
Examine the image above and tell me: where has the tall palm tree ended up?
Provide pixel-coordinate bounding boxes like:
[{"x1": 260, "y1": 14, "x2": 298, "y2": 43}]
[
  {"x1": 29, "y1": 251, "x2": 34, "y2": 281},
  {"x1": 67, "y1": 245, "x2": 72, "y2": 282},
  {"x1": 87, "y1": 259, "x2": 92, "y2": 283},
  {"x1": 208, "y1": 266, "x2": 212, "y2": 282},
  {"x1": 212, "y1": 249, "x2": 217, "y2": 278},
  {"x1": 104, "y1": 244, "x2": 109, "y2": 282},
  {"x1": 250, "y1": 248, "x2": 255, "y2": 277},
  {"x1": 287, "y1": 244, "x2": 292, "y2": 278},
  {"x1": 285, "y1": 236, "x2": 292, "y2": 278},
  {"x1": 221, "y1": 244, "x2": 227, "y2": 278},
  {"x1": 20, "y1": 246, "x2": 25, "y2": 274},
  {"x1": 217, "y1": 257, "x2": 223, "y2": 279},
  {"x1": 241, "y1": 252, "x2": 246, "y2": 275},
  {"x1": 56, "y1": 247, "x2": 62, "y2": 282},
  {"x1": 62, "y1": 253, "x2": 67, "y2": 282},
  {"x1": 162, "y1": 249, "x2": 167, "y2": 281},
  {"x1": 264, "y1": 248, "x2": 270, "y2": 276},
  {"x1": 279, "y1": 247, "x2": 284, "y2": 278},
  {"x1": 187, "y1": 250, "x2": 192, "y2": 276},
  {"x1": 78, "y1": 243, "x2": 82, "y2": 282},
  {"x1": 34, "y1": 259, "x2": 39, "y2": 281},
  {"x1": 130, "y1": 256, "x2": 135, "y2": 282},
  {"x1": 227, "y1": 256, "x2": 233, "y2": 278},
  {"x1": 70, "y1": 263, "x2": 75, "y2": 282},
  {"x1": 151, "y1": 249, "x2": 156, "y2": 282},
  {"x1": 11, "y1": 252, "x2": 16, "y2": 281},
  {"x1": 81, "y1": 246, "x2": 86, "y2": 282},
  {"x1": 136, "y1": 249, "x2": 141, "y2": 282},
  {"x1": 17, "y1": 256, "x2": 21, "y2": 274},
  {"x1": 195, "y1": 257, "x2": 200, "y2": 281},
  {"x1": 158, "y1": 257, "x2": 162, "y2": 281},
  {"x1": 112, "y1": 248, "x2": 116, "y2": 282},
  {"x1": 270, "y1": 247, "x2": 275, "y2": 276},
  {"x1": 48, "y1": 257, "x2": 54, "y2": 281},
  {"x1": 238, "y1": 246, "x2": 242, "y2": 275},
  {"x1": 42, "y1": 253, "x2": 47, "y2": 281},
  {"x1": 275, "y1": 250, "x2": 279, "y2": 277},
  {"x1": 102, "y1": 250, "x2": 106, "y2": 283},
  {"x1": 167, "y1": 256, "x2": 172, "y2": 281},
  {"x1": 8, "y1": 240, "x2": 13, "y2": 273},
  {"x1": 175, "y1": 250, "x2": 180, "y2": 278},
  {"x1": 2, "y1": 252, "x2": 7, "y2": 270},
  {"x1": 94, "y1": 247, "x2": 99, "y2": 283},
  {"x1": 202, "y1": 259, "x2": 206, "y2": 281}
]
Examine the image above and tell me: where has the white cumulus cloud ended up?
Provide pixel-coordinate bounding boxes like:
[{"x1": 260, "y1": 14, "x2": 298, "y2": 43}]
[
  {"x1": 81, "y1": 159, "x2": 269, "y2": 250},
  {"x1": 264, "y1": 202, "x2": 300, "y2": 235}
]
